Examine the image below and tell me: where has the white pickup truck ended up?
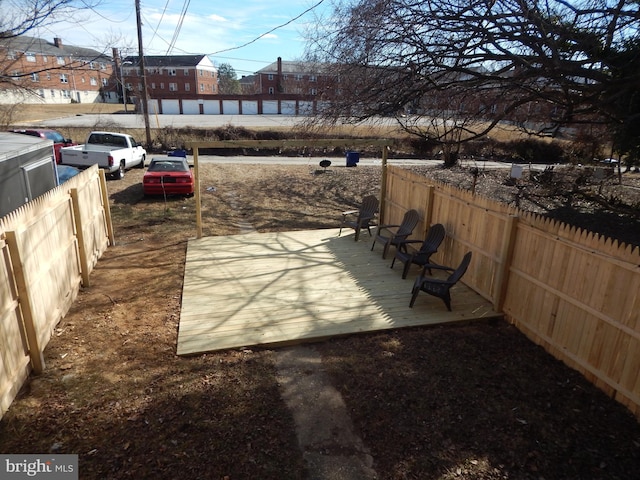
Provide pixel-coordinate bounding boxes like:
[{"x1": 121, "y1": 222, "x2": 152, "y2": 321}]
[{"x1": 60, "y1": 131, "x2": 146, "y2": 179}]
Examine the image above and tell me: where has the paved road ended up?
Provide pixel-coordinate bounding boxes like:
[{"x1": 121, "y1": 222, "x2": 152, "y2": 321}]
[
  {"x1": 188, "y1": 155, "x2": 516, "y2": 169},
  {"x1": 36, "y1": 113, "x2": 346, "y2": 129},
  {"x1": 36, "y1": 112, "x2": 523, "y2": 169}
]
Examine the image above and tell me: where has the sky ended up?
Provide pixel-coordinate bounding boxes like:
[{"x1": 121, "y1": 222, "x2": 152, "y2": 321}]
[{"x1": 30, "y1": 0, "x2": 333, "y2": 77}]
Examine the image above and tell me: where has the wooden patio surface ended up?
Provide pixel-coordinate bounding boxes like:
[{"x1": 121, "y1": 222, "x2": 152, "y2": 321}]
[{"x1": 177, "y1": 228, "x2": 502, "y2": 355}]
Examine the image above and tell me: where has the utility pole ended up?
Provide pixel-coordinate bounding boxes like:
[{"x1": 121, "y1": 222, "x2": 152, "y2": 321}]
[{"x1": 135, "y1": 0, "x2": 152, "y2": 148}]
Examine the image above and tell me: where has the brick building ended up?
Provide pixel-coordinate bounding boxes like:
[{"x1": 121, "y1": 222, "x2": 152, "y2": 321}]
[
  {"x1": 119, "y1": 54, "x2": 218, "y2": 105},
  {"x1": 0, "y1": 36, "x2": 115, "y2": 104}
]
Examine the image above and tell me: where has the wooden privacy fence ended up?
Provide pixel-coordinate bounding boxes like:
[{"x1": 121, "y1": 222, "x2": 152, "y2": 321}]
[
  {"x1": 384, "y1": 166, "x2": 640, "y2": 418},
  {"x1": 0, "y1": 165, "x2": 112, "y2": 419}
]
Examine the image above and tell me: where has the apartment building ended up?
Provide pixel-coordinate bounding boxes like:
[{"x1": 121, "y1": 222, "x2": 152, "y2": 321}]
[
  {"x1": 254, "y1": 57, "x2": 335, "y2": 99},
  {"x1": 120, "y1": 54, "x2": 218, "y2": 103},
  {"x1": 0, "y1": 36, "x2": 115, "y2": 104}
]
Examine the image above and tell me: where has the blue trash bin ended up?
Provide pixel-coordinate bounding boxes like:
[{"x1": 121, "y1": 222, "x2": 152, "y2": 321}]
[{"x1": 346, "y1": 151, "x2": 360, "y2": 167}]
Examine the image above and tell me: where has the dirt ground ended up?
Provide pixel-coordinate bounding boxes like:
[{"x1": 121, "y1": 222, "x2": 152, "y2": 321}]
[{"x1": 1, "y1": 161, "x2": 639, "y2": 479}]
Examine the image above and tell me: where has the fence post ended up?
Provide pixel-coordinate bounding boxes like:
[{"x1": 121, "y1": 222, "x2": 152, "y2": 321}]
[
  {"x1": 4, "y1": 230, "x2": 44, "y2": 374},
  {"x1": 494, "y1": 214, "x2": 518, "y2": 311},
  {"x1": 423, "y1": 185, "x2": 435, "y2": 236},
  {"x1": 379, "y1": 145, "x2": 388, "y2": 225},
  {"x1": 99, "y1": 169, "x2": 115, "y2": 246},
  {"x1": 70, "y1": 188, "x2": 90, "y2": 287}
]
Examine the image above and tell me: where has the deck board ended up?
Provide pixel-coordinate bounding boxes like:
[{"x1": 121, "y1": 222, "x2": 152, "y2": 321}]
[{"x1": 177, "y1": 228, "x2": 502, "y2": 355}]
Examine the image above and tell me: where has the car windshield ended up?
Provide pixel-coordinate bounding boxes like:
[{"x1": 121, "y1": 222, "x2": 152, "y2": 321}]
[{"x1": 148, "y1": 160, "x2": 189, "y2": 172}]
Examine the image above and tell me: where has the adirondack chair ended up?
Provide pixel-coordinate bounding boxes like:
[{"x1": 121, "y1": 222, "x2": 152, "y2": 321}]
[
  {"x1": 409, "y1": 252, "x2": 472, "y2": 311},
  {"x1": 391, "y1": 223, "x2": 446, "y2": 279},
  {"x1": 339, "y1": 195, "x2": 379, "y2": 241},
  {"x1": 370, "y1": 209, "x2": 420, "y2": 259}
]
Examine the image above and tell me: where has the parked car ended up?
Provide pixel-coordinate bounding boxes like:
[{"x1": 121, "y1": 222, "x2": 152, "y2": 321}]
[
  {"x1": 9, "y1": 128, "x2": 76, "y2": 164},
  {"x1": 60, "y1": 131, "x2": 146, "y2": 179},
  {"x1": 600, "y1": 158, "x2": 619, "y2": 165},
  {"x1": 56, "y1": 165, "x2": 81, "y2": 184},
  {"x1": 143, "y1": 157, "x2": 194, "y2": 197}
]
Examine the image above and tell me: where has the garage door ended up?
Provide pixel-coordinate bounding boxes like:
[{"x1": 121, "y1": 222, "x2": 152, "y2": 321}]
[
  {"x1": 161, "y1": 99, "x2": 180, "y2": 114},
  {"x1": 203, "y1": 101, "x2": 220, "y2": 114},
  {"x1": 182, "y1": 100, "x2": 200, "y2": 115},
  {"x1": 222, "y1": 100, "x2": 240, "y2": 114},
  {"x1": 263, "y1": 100, "x2": 278, "y2": 114},
  {"x1": 241, "y1": 101, "x2": 258, "y2": 115}
]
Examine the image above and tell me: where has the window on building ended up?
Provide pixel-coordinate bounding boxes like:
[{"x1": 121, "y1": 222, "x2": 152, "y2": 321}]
[
  {"x1": 168, "y1": 68, "x2": 177, "y2": 76},
  {"x1": 295, "y1": 74, "x2": 303, "y2": 81},
  {"x1": 62, "y1": 90, "x2": 70, "y2": 98},
  {"x1": 102, "y1": 78, "x2": 108, "y2": 87},
  {"x1": 268, "y1": 74, "x2": 274, "y2": 80},
  {"x1": 310, "y1": 88, "x2": 317, "y2": 95},
  {"x1": 31, "y1": 72, "x2": 39, "y2": 82},
  {"x1": 50, "y1": 90, "x2": 56, "y2": 97},
  {"x1": 100, "y1": 62, "x2": 106, "y2": 70},
  {"x1": 26, "y1": 52, "x2": 36, "y2": 62},
  {"x1": 183, "y1": 69, "x2": 189, "y2": 75},
  {"x1": 7, "y1": 51, "x2": 15, "y2": 60},
  {"x1": 57, "y1": 56, "x2": 65, "y2": 65},
  {"x1": 160, "y1": 82, "x2": 165, "y2": 89},
  {"x1": 268, "y1": 87, "x2": 275, "y2": 95},
  {"x1": 42, "y1": 55, "x2": 48, "y2": 63},
  {"x1": 185, "y1": 83, "x2": 190, "y2": 91},
  {"x1": 89, "y1": 62, "x2": 96, "y2": 69},
  {"x1": 38, "y1": 89, "x2": 45, "y2": 98},
  {"x1": 90, "y1": 77, "x2": 97, "y2": 86},
  {"x1": 151, "y1": 82, "x2": 156, "y2": 89},
  {"x1": 199, "y1": 69, "x2": 204, "y2": 76},
  {"x1": 60, "y1": 74, "x2": 68, "y2": 83},
  {"x1": 200, "y1": 83, "x2": 205, "y2": 92},
  {"x1": 169, "y1": 83, "x2": 178, "y2": 91},
  {"x1": 138, "y1": 82, "x2": 143, "y2": 91},
  {"x1": 46, "y1": 72, "x2": 51, "y2": 80},
  {"x1": 310, "y1": 75, "x2": 317, "y2": 82}
]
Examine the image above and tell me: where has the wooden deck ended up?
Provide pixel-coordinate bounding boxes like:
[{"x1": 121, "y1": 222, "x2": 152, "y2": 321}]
[{"x1": 177, "y1": 228, "x2": 502, "y2": 355}]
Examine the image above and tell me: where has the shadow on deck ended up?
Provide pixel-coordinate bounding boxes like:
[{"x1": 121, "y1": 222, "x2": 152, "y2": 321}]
[{"x1": 177, "y1": 228, "x2": 502, "y2": 355}]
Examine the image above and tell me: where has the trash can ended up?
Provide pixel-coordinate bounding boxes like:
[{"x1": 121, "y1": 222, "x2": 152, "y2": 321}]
[{"x1": 346, "y1": 151, "x2": 360, "y2": 167}]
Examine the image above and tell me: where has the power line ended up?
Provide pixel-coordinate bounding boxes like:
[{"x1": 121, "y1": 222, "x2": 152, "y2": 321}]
[{"x1": 208, "y1": 0, "x2": 326, "y2": 56}]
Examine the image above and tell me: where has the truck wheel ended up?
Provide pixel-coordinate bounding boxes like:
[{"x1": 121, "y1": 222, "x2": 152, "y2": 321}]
[
  {"x1": 115, "y1": 161, "x2": 125, "y2": 180},
  {"x1": 138, "y1": 155, "x2": 146, "y2": 168}
]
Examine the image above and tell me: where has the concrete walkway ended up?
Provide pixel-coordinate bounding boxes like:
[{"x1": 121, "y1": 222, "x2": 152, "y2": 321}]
[{"x1": 274, "y1": 346, "x2": 377, "y2": 480}]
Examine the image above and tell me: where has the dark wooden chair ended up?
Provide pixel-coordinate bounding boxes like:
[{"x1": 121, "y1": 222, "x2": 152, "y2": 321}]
[
  {"x1": 371, "y1": 209, "x2": 420, "y2": 259},
  {"x1": 391, "y1": 223, "x2": 446, "y2": 279},
  {"x1": 338, "y1": 195, "x2": 379, "y2": 241},
  {"x1": 409, "y1": 252, "x2": 472, "y2": 311}
]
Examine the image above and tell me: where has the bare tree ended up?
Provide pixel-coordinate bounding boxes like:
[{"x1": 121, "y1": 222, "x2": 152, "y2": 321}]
[
  {"x1": 0, "y1": 1, "x2": 97, "y2": 40},
  {"x1": 307, "y1": 0, "x2": 640, "y2": 165}
]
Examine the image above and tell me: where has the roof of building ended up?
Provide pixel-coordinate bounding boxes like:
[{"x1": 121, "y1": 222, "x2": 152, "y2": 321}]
[
  {"x1": 123, "y1": 55, "x2": 214, "y2": 69},
  {"x1": 0, "y1": 35, "x2": 110, "y2": 61},
  {"x1": 257, "y1": 59, "x2": 333, "y2": 76}
]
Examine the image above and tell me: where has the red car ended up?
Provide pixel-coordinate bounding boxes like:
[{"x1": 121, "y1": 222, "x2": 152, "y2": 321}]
[
  {"x1": 143, "y1": 157, "x2": 194, "y2": 196},
  {"x1": 9, "y1": 128, "x2": 76, "y2": 164}
]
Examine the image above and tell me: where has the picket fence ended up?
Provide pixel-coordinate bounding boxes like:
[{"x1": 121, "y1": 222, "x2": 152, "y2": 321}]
[
  {"x1": 384, "y1": 165, "x2": 640, "y2": 417},
  {"x1": 0, "y1": 166, "x2": 112, "y2": 418}
]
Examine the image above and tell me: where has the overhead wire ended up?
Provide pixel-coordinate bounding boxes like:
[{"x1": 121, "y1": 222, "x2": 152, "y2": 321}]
[{"x1": 165, "y1": 0, "x2": 191, "y2": 55}]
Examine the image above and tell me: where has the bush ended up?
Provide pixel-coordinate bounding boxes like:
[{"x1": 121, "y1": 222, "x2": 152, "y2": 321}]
[{"x1": 504, "y1": 138, "x2": 566, "y2": 164}]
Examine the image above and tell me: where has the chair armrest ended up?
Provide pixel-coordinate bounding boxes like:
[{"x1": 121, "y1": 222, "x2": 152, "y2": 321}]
[
  {"x1": 418, "y1": 277, "x2": 454, "y2": 286},
  {"x1": 420, "y1": 263, "x2": 454, "y2": 274}
]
